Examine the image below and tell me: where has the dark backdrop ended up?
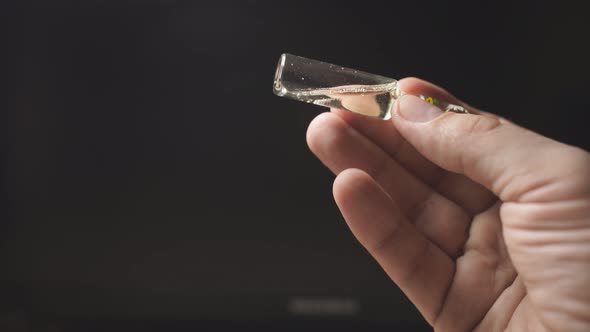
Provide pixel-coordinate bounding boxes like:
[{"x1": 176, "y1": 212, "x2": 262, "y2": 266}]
[{"x1": 4, "y1": 1, "x2": 590, "y2": 331}]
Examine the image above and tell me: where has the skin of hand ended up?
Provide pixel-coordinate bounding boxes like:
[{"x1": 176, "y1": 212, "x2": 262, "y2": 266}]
[{"x1": 306, "y1": 78, "x2": 590, "y2": 332}]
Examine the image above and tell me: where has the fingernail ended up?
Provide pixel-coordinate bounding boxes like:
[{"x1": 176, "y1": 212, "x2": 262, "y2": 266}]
[{"x1": 398, "y1": 95, "x2": 443, "y2": 122}]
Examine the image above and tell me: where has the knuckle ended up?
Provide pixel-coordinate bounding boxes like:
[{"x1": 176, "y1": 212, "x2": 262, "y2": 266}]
[
  {"x1": 434, "y1": 113, "x2": 502, "y2": 144},
  {"x1": 430, "y1": 114, "x2": 502, "y2": 173},
  {"x1": 461, "y1": 114, "x2": 502, "y2": 136}
]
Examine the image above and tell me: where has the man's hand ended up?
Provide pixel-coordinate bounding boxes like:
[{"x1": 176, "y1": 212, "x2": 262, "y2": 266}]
[{"x1": 306, "y1": 78, "x2": 590, "y2": 331}]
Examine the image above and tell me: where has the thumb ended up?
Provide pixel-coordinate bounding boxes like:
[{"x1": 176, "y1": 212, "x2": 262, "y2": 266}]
[{"x1": 393, "y1": 95, "x2": 589, "y2": 203}]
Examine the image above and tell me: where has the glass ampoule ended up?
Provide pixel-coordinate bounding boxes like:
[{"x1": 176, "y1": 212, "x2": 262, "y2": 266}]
[{"x1": 273, "y1": 53, "x2": 468, "y2": 120}]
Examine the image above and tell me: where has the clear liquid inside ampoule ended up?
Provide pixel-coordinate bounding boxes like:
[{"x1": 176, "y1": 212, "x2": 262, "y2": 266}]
[
  {"x1": 273, "y1": 54, "x2": 401, "y2": 120},
  {"x1": 290, "y1": 83, "x2": 400, "y2": 120}
]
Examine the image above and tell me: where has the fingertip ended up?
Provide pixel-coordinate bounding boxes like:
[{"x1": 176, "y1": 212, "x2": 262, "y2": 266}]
[
  {"x1": 398, "y1": 77, "x2": 430, "y2": 91},
  {"x1": 398, "y1": 77, "x2": 449, "y2": 95},
  {"x1": 306, "y1": 112, "x2": 343, "y2": 154},
  {"x1": 397, "y1": 94, "x2": 444, "y2": 123},
  {"x1": 332, "y1": 168, "x2": 397, "y2": 247},
  {"x1": 331, "y1": 106, "x2": 384, "y2": 125},
  {"x1": 397, "y1": 77, "x2": 468, "y2": 112},
  {"x1": 333, "y1": 168, "x2": 373, "y2": 202},
  {"x1": 333, "y1": 169, "x2": 388, "y2": 221}
]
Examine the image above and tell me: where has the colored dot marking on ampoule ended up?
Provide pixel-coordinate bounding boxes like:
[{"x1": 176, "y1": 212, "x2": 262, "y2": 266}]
[{"x1": 420, "y1": 95, "x2": 440, "y2": 106}]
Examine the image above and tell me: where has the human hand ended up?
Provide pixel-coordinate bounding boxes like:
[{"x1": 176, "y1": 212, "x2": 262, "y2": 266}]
[{"x1": 306, "y1": 78, "x2": 590, "y2": 331}]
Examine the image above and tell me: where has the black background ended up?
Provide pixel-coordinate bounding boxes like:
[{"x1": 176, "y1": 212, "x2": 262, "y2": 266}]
[{"x1": 4, "y1": 1, "x2": 590, "y2": 331}]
